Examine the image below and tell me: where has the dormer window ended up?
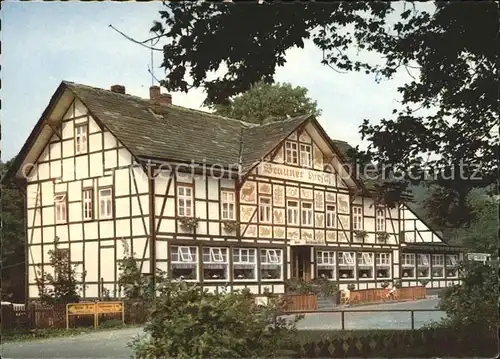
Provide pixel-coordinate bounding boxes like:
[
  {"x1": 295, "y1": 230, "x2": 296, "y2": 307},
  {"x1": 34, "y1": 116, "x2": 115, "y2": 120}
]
[
  {"x1": 285, "y1": 141, "x2": 298, "y2": 165},
  {"x1": 75, "y1": 124, "x2": 88, "y2": 154}
]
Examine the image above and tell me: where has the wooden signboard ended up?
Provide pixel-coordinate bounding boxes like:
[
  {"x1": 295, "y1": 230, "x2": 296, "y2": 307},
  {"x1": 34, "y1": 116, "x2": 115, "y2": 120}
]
[{"x1": 66, "y1": 301, "x2": 124, "y2": 329}]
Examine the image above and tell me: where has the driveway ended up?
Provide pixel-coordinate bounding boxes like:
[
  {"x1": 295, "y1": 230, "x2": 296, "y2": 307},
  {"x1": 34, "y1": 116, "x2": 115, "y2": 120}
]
[{"x1": 2, "y1": 298, "x2": 445, "y2": 359}]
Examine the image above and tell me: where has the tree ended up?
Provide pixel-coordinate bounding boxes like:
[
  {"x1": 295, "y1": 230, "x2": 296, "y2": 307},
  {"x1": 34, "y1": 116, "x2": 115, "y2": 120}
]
[
  {"x1": 36, "y1": 237, "x2": 83, "y2": 305},
  {"x1": 212, "y1": 81, "x2": 321, "y2": 125},
  {"x1": 148, "y1": 2, "x2": 498, "y2": 226},
  {"x1": 0, "y1": 160, "x2": 26, "y2": 301},
  {"x1": 129, "y1": 277, "x2": 302, "y2": 358}
]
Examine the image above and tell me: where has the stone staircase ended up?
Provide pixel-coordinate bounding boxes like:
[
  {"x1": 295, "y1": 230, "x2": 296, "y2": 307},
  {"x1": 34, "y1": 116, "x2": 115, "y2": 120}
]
[{"x1": 316, "y1": 296, "x2": 337, "y2": 311}]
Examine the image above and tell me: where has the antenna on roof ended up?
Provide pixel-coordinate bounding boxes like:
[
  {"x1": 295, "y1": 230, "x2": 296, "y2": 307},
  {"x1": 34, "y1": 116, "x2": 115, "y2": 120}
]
[{"x1": 150, "y1": 39, "x2": 154, "y2": 86}]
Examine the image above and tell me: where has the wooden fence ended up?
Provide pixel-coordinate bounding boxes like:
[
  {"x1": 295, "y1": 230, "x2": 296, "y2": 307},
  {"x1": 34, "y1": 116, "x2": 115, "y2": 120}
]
[
  {"x1": 349, "y1": 286, "x2": 426, "y2": 304},
  {"x1": 1, "y1": 301, "x2": 148, "y2": 331},
  {"x1": 282, "y1": 294, "x2": 318, "y2": 311}
]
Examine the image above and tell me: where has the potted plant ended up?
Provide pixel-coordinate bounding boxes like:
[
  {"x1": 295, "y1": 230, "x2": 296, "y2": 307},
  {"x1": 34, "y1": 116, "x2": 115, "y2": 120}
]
[
  {"x1": 347, "y1": 283, "x2": 356, "y2": 291},
  {"x1": 222, "y1": 219, "x2": 239, "y2": 233},
  {"x1": 376, "y1": 231, "x2": 390, "y2": 244},
  {"x1": 354, "y1": 230, "x2": 368, "y2": 241},
  {"x1": 178, "y1": 217, "x2": 200, "y2": 232}
]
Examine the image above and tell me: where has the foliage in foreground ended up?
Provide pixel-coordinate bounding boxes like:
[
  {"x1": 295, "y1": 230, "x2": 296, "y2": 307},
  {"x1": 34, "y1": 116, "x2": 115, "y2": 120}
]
[
  {"x1": 129, "y1": 279, "x2": 302, "y2": 359},
  {"x1": 430, "y1": 260, "x2": 499, "y2": 331}
]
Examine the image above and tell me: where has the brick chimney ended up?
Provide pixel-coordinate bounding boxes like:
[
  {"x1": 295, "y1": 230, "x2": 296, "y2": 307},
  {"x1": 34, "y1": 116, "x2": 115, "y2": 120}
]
[
  {"x1": 149, "y1": 86, "x2": 172, "y2": 105},
  {"x1": 110, "y1": 84, "x2": 126, "y2": 94}
]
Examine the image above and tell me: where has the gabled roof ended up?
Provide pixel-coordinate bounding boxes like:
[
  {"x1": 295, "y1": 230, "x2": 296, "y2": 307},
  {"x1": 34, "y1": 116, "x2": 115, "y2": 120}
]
[{"x1": 3, "y1": 81, "x2": 315, "y2": 182}]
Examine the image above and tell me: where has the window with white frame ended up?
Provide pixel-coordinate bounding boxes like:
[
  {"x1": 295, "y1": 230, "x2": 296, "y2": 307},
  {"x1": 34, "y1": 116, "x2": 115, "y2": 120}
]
[
  {"x1": 375, "y1": 207, "x2": 385, "y2": 232},
  {"x1": 446, "y1": 254, "x2": 459, "y2": 277},
  {"x1": 99, "y1": 188, "x2": 113, "y2": 219},
  {"x1": 177, "y1": 185, "x2": 193, "y2": 217},
  {"x1": 301, "y1": 202, "x2": 313, "y2": 226},
  {"x1": 376, "y1": 253, "x2": 391, "y2": 278},
  {"x1": 326, "y1": 205, "x2": 336, "y2": 228},
  {"x1": 357, "y1": 252, "x2": 374, "y2": 279},
  {"x1": 221, "y1": 191, "x2": 235, "y2": 220},
  {"x1": 202, "y1": 247, "x2": 228, "y2": 281},
  {"x1": 233, "y1": 248, "x2": 257, "y2": 280},
  {"x1": 260, "y1": 249, "x2": 283, "y2": 280},
  {"x1": 402, "y1": 253, "x2": 415, "y2": 278},
  {"x1": 54, "y1": 193, "x2": 67, "y2": 223},
  {"x1": 352, "y1": 206, "x2": 363, "y2": 230},
  {"x1": 338, "y1": 251, "x2": 355, "y2": 279},
  {"x1": 171, "y1": 246, "x2": 198, "y2": 280},
  {"x1": 316, "y1": 251, "x2": 336, "y2": 279},
  {"x1": 299, "y1": 143, "x2": 312, "y2": 168},
  {"x1": 286, "y1": 200, "x2": 299, "y2": 225},
  {"x1": 259, "y1": 196, "x2": 272, "y2": 223},
  {"x1": 285, "y1": 141, "x2": 298, "y2": 165},
  {"x1": 417, "y1": 254, "x2": 430, "y2": 278},
  {"x1": 432, "y1": 254, "x2": 444, "y2": 278},
  {"x1": 75, "y1": 124, "x2": 88, "y2": 154},
  {"x1": 82, "y1": 189, "x2": 93, "y2": 221}
]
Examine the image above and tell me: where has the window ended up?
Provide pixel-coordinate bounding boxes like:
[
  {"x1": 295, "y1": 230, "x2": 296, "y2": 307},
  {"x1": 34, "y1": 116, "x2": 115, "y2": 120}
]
[
  {"x1": 357, "y1": 252, "x2": 374, "y2": 279},
  {"x1": 54, "y1": 193, "x2": 67, "y2": 223},
  {"x1": 402, "y1": 253, "x2": 415, "y2": 266},
  {"x1": 301, "y1": 202, "x2": 313, "y2": 226},
  {"x1": 259, "y1": 196, "x2": 272, "y2": 223},
  {"x1": 352, "y1": 206, "x2": 363, "y2": 230},
  {"x1": 326, "y1": 205, "x2": 337, "y2": 228},
  {"x1": 317, "y1": 251, "x2": 336, "y2": 279},
  {"x1": 417, "y1": 254, "x2": 430, "y2": 278},
  {"x1": 299, "y1": 144, "x2": 312, "y2": 168},
  {"x1": 446, "y1": 254, "x2": 459, "y2": 278},
  {"x1": 432, "y1": 254, "x2": 444, "y2": 278},
  {"x1": 98, "y1": 188, "x2": 113, "y2": 219},
  {"x1": 376, "y1": 253, "x2": 391, "y2": 278},
  {"x1": 177, "y1": 185, "x2": 193, "y2": 217},
  {"x1": 338, "y1": 251, "x2": 355, "y2": 279},
  {"x1": 402, "y1": 253, "x2": 415, "y2": 278},
  {"x1": 233, "y1": 248, "x2": 257, "y2": 280},
  {"x1": 260, "y1": 249, "x2": 283, "y2": 280},
  {"x1": 202, "y1": 247, "x2": 228, "y2": 281},
  {"x1": 171, "y1": 246, "x2": 198, "y2": 280},
  {"x1": 82, "y1": 189, "x2": 93, "y2": 221},
  {"x1": 285, "y1": 141, "x2": 298, "y2": 165},
  {"x1": 375, "y1": 207, "x2": 385, "y2": 231},
  {"x1": 221, "y1": 191, "x2": 235, "y2": 220},
  {"x1": 286, "y1": 200, "x2": 299, "y2": 225},
  {"x1": 75, "y1": 124, "x2": 88, "y2": 154}
]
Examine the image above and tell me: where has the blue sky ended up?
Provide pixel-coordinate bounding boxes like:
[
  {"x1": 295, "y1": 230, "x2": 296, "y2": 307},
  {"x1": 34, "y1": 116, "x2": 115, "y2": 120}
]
[{"x1": 1, "y1": 2, "x2": 414, "y2": 161}]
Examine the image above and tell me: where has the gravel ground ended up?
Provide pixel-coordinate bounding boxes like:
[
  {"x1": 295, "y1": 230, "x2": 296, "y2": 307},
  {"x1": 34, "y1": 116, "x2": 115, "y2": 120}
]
[{"x1": 1, "y1": 298, "x2": 444, "y2": 359}]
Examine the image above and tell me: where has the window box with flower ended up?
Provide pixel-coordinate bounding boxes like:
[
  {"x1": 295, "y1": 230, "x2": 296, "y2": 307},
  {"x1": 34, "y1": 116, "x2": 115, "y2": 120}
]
[{"x1": 178, "y1": 217, "x2": 200, "y2": 232}]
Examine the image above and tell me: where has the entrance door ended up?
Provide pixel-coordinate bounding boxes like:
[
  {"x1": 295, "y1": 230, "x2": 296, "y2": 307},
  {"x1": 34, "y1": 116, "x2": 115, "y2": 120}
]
[{"x1": 292, "y1": 246, "x2": 312, "y2": 281}]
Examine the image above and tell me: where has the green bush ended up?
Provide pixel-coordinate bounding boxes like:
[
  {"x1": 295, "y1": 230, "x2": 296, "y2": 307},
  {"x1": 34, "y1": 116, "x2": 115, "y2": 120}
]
[
  {"x1": 129, "y1": 279, "x2": 302, "y2": 358},
  {"x1": 435, "y1": 260, "x2": 499, "y2": 331}
]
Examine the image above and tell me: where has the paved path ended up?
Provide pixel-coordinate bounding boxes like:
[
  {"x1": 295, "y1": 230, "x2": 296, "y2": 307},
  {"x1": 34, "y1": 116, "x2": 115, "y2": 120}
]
[
  {"x1": 2, "y1": 298, "x2": 445, "y2": 359},
  {"x1": 284, "y1": 297, "x2": 445, "y2": 330}
]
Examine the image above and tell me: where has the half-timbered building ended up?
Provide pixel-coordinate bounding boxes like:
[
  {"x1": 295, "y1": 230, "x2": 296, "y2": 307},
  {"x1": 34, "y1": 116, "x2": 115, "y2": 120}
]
[{"x1": 5, "y1": 81, "x2": 464, "y2": 300}]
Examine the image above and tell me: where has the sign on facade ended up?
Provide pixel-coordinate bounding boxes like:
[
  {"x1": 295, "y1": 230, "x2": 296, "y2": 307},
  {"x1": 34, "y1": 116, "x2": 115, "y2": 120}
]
[
  {"x1": 66, "y1": 301, "x2": 124, "y2": 329},
  {"x1": 257, "y1": 162, "x2": 337, "y2": 186}
]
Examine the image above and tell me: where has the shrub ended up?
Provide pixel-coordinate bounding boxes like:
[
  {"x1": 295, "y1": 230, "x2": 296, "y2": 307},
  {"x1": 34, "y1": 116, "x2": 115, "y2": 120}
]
[
  {"x1": 434, "y1": 261, "x2": 499, "y2": 331},
  {"x1": 129, "y1": 278, "x2": 302, "y2": 358}
]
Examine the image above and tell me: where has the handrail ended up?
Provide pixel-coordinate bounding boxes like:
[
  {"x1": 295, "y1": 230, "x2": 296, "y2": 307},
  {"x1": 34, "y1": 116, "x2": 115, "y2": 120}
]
[{"x1": 279, "y1": 308, "x2": 446, "y2": 330}]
